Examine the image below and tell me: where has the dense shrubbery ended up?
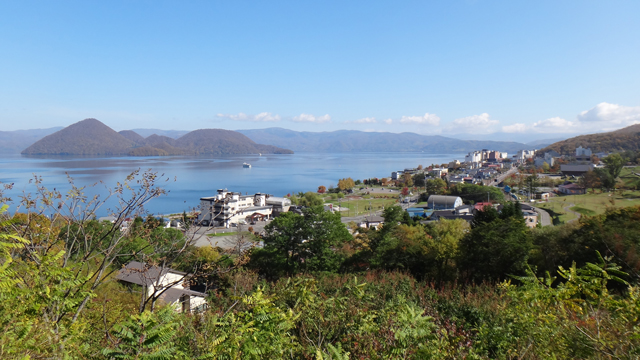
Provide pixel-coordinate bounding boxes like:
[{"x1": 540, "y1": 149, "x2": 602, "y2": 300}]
[{"x1": 2, "y1": 173, "x2": 640, "y2": 358}]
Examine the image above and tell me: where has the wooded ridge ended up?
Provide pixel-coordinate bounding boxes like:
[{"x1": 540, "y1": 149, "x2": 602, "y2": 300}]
[{"x1": 20, "y1": 118, "x2": 293, "y2": 156}]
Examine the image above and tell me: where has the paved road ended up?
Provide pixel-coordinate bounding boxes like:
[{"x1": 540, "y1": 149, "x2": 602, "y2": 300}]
[
  {"x1": 530, "y1": 205, "x2": 552, "y2": 226},
  {"x1": 185, "y1": 221, "x2": 268, "y2": 250},
  {"x1": 488, "y1": 167, "x2": 518, "y2": 187}
]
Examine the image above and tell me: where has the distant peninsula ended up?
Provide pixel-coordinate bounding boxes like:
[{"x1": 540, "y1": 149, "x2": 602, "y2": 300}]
[{"x1": 21, "y1": 119, "x2": 293, "y2": 156}]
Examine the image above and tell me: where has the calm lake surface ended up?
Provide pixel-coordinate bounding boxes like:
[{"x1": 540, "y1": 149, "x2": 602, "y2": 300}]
[{"x1": 0, "y1": 152, "x2": 462, "y2": 217}]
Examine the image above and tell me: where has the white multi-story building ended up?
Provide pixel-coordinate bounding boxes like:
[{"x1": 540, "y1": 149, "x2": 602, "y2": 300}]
[
  {"x1": 576, "y1": 146, "x2": 592, "y2": 158},
  {"x1": 465, "y1": 151, "x2": 483, "y2": 163},
  {"x1": 513, "y1": 149, "x2": 536, "y2": 161},
  {"x1": 429, "y1": 167, "x2": 449, "y2": 177},
  {"x1": 197, "y1": 189, "x2": 291, "y2": 227}
]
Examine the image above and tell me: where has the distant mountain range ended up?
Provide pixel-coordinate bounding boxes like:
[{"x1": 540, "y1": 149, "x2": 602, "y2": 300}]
[
  {"x1": 539, "y1": 123, "x2": 640, "y2": 155},
  {"x1": 237, "y1": 128, "x2": 531, "y2": 153},
  {"x1": 2, "y1": 122, "x2": 554, "y2": 156},
  {"x1": 17, "y1": 121, "x2": 640, "y2": 157},
  {"x1": 20, "y1": 119, "x2": 293, "y2": 156}
]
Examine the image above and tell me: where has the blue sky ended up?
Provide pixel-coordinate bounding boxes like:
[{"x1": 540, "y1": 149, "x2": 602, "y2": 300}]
[{"x1": 1, "y1": 1, "x2": 639, "y2": 141}]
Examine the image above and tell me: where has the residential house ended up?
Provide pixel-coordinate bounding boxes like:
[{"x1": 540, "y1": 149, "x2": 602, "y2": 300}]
[
  {"x1": 558, "y1": 183, "x2": 586, "y2": 195},
  {"x1": 358, "y1": 216, "x2": 385, "y2": 230},
  {"x1": 116, "y1": 261, "x2": 207, "y2": 313},
  {"x1": 430, "y1": 210, "x2": 474, "y2": 223},
  {"x1": 533, "y1": 192, "x2": 551, "y2": 201},
  {"x1": 429, "y1": 167, "x2": 449, "y2": 177}
]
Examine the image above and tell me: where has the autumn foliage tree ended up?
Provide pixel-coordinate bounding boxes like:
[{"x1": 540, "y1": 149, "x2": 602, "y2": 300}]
[
  {"x1": 317, "y1": 185, "x2": 326, "y2": 194},
  {"x1": 337, "y1": 178, "x2": 355, "y2": 192}
]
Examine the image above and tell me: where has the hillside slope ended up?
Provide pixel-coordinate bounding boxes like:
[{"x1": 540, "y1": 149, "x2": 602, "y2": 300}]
[
  {"x1": 539, "y1": 124, "x2": 640, "y2": 155},
  {"x1": 22, "y1": 119, "x2": 134, "y2": 155},
  {"x1": 175, "y1": 129, "x2": 293, "y2": 155}
]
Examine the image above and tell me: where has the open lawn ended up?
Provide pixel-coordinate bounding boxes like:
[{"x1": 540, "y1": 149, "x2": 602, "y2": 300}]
[
  {"x1": 325, "y1": 197, "x2": 399, "y2": 217},
  {"x1": 620, "y1": 166, "x2": 640, "y2": 189},
  {"x1": 536, "y1": 190, "x2": 640, "y2": 223}
]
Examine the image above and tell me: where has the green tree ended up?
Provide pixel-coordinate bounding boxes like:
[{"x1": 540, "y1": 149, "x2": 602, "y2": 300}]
[
  {"x1": 603, "y1": 153, "x2": 624, "y2": 180},
  {"x1": 401, "y1": 173, "x2": 413, "y2": 187},
  {"x1": 412, "y1": 173, "x2": 425, "y2": 188},
  {"x1": 594, "y1": 167, "x2": 615, "y2": 190},
  {"x1": 458, "y1": 202, "x2": 532, "y2": 282},
  {"x1": 250, "y1": 206, "x2": 351, "y2": 277},
  {"x1": 580, "y1": 169, "x2": 602, "y2": 192},
  {"x1": 425, "y1": 178, "x2": 447, "y2": 195},
  {"x1": 425, "y1": 219, "x2": 469, "y2": 283},
  {"x1": 448, "y1": 183, "x2": 505, "y2": 203},
  {"x1": 524, "y1": 172, "x2": 539, "y2": 197},
  {"x1": 298, "y1": 192, "x2": 324, "y2": 207},
  {"x1": 542, "y1": 161, "x2": 550, "y2": 172}
]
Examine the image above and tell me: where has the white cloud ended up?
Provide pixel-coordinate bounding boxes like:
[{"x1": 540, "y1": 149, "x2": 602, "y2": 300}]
[
  {"x1": 348, "y1": 117, "x2": 377, "y2": 124},
  {"x1": 531, "y1": 117, "x2": 578, "y2": 132},
  {"x1": 217, "y1": 112, "x2": 281, "y2": 122},
  {"x1": 577, "y1": 102, "x2": 640, "y2": 130},
  {"x1": 383, "y1": 118, "x2": 393, "y2": 124},
  {"x1": 502, "y1": 117, "x2": 578, "y2": 134},
  {"x1": 292, "y1": 113, "x2": 331, "y2": 123},
  {"x1": 399, "y1": 113, "x2": 440, "y2": 126},
  {"x1": 449, "y1": 113, "x2": 499, "y2": 133},
  {"x1": 502, "y1": 123, "x2": 528, "y2": 133}
]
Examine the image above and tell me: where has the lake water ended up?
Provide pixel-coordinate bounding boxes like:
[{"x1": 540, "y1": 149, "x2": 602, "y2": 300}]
[{"x1": 0, "y1": 152, "x2": 462, "y2": 217}]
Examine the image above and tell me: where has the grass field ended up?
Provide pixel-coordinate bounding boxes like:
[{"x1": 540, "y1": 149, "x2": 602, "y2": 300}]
[
  {"x1": 536, "y1": 190, "x2": 640, "y2": 224},
  {"x1": 620, "y1": 166, "x2": 640, "y2": 189},
  {"x1": 325, "y1": 197, "x2": 399, "y2": 217}
]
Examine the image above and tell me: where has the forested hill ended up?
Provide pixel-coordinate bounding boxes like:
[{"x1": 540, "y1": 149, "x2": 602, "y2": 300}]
[
  {"x1": 538, "y1": 123, "x2": 640, "y2": 155},
  {"x1": 238, "y1": 127, "x2": 530, "y2": 153},
  {"x1": 21, "y1": 119, "x2": 293, "y2": 156},
  {"x1": 22, "y1": 119, "x2": 135, "y2": 155}
]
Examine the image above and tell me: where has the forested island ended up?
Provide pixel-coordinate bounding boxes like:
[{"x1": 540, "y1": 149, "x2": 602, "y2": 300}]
[{"x1": 20, "y1": 118, "x2": 293, "y2": 156}]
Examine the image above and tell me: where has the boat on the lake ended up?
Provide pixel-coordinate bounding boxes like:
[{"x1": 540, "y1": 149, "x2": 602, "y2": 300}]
[{"x1": 243, "y1": 163, "x2": 251, "y2": 168}]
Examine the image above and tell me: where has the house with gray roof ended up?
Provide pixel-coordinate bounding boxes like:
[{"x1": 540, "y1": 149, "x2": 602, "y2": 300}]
[{"x1": 116, "y1": 261, "x2": 207, "y2": 313}]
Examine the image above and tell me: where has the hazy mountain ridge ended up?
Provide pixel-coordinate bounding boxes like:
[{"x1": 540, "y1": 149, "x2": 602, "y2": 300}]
[
  {"x1": 21, "y1": 119, "x2": 293, "y2": 156},
  {"x1": 237, "y1": 128, "x2": 532, "y2": 153},
  {"x1": 538, "y1": 123, "x2": 640, "y2": 155},
  {"x1": 0, "y1": 127, "x2": 63, "y2": 154}
]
